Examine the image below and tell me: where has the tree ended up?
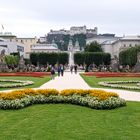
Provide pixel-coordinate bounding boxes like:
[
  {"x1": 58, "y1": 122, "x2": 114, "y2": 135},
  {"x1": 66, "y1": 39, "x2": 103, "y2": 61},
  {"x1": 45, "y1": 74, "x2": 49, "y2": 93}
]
[{"x1": 85, "y1": 41, "x2": 103, "y2": 52}]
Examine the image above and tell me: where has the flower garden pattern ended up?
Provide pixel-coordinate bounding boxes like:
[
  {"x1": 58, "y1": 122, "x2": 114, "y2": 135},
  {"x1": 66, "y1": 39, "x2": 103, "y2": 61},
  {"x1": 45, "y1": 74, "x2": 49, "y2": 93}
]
[
  {"x1": 0, "y1": 89, "x2": 126, "y2": 110},
  {"x1": 0, "y1": 79, "x2": 34, "y2": 88},
  {"x1": 98, "y1": 80, "x2": 140, "y2": 90}
]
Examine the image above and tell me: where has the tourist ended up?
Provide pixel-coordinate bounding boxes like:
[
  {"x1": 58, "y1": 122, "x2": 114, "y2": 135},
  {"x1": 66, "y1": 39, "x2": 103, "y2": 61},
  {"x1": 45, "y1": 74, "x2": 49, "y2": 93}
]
[
  {"x1": 60, "y1": 65, "x2": 64, "y2": 76},
  {"x1": 70, "y1": 65, "x2": 73, "y2": 74},
  {"x1": 51, "y1": 66, "x2": 55, "y2": 79},
  {"x1": 57, "y1": 65, "x2": 61, "y2": 76},
  {"x1": 74, "y1": 64, "x2": 78, "y2": 74}
]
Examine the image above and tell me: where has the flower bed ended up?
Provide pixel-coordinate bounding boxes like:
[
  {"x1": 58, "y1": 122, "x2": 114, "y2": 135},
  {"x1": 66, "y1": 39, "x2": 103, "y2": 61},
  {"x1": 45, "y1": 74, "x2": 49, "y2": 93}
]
[
  {"x1": 0, "y1": 79, "x2": 34, "y2": 88},
  {"x1": 98, "y1": 81, "x2": 140, "y2": 90},
  {"x1": 0, "y1": 72, "x2": 51, "y2": 78},
  {"x1": 84, "y1": 72, "x2": 140, "y2": 78},
  {"x1": 0, "y1": 89, "x2": 126, "y2": 110}
]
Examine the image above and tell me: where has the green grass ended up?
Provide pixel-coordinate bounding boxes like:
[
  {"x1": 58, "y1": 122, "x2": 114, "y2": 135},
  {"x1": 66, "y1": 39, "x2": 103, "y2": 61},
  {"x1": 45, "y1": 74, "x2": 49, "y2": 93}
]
[
  {"x1": 0, "y1": 102, "x2": 140, "y2": 140},
  {"x1": 0, "y1": 76, "x2": 51, "y2": 91},
  {"x1": 81, "y1": 74, "x2": 140, "y2": 92}
]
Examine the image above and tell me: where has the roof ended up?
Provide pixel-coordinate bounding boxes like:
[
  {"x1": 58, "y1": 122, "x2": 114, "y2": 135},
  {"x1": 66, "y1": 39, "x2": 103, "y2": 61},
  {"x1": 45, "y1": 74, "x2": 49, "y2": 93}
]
[
  {"x1": 121, "y1": 36, "x2": 140, "y2": 41},
  {"x1": 31, "y1": 44, "x2": 59, "y2": 50}
]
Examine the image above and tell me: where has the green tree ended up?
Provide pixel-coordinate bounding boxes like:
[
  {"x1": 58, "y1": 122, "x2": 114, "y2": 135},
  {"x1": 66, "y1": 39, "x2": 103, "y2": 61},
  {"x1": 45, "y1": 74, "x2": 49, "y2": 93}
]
[
  {"x1": 85, "y1": 41, "x2": 103, "y2": 52},
  {"x1": 4, "y1": 55, "x2": 19, "y2": 67}
]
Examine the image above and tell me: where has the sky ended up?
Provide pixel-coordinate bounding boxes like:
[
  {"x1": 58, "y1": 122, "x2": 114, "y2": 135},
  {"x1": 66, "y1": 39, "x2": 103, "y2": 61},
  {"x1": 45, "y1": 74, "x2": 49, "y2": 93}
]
[{"x1": 0, "y1": 0, "x2": 140, "y2": 37}]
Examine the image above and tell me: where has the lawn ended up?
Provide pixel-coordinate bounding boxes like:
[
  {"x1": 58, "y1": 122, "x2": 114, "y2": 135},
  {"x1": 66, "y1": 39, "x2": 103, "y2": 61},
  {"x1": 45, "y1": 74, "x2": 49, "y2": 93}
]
[
  {"x1": 81, "y1": 74, "x2": 140, "y2": 92},
  {"x1": 0, "y1": 76, "x2": 51, "y2": 91},
  {"x1": 0, "y1": 102, "x2": 140, "y2": 140}
]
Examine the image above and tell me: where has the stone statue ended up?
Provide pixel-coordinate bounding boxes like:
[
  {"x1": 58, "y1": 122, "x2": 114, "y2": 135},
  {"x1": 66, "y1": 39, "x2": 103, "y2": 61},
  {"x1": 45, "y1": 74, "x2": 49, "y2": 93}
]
[
  {"x1": 137, "y1": 52, "x2": 140, "y2": 63},
  {"x1": 133, "y1": 52, "x2": 140, "y2": 72},
  {"x1": 18, "y1": 55, "x2": 25, "y2": 71},
  {"x1": 110, "y1": 55, "x2": 119, "y2": 72},
  {"x1": 0, "y1": 49, "x2": 5, "y2": 63},
  {"x1": 0, "y1": 49, "x2": 8, "y2": 72}
]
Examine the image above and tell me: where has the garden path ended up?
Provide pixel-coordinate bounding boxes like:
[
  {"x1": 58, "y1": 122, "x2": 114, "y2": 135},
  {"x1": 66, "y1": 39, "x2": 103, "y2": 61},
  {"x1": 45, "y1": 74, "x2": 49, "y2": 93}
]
[{"x1": 40, "y1": 72, "x2": 140, "y2": 101}]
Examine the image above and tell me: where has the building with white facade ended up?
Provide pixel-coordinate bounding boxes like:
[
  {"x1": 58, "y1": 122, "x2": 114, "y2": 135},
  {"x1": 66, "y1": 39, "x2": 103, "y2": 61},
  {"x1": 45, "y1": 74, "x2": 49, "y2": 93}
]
[
  {"x1": 31, "y1": 43, "x2": 60, "y2": 53},
  {"x1": 0, "y1": 37, "x2": 25, "y2": 57},
  {"x1": 0, "y1": 32, "x2": 38, "y2": 58},
  {"x1": 101, "y1": 36, "x2": 140, "y2": 58},
  {"x1": 86, "y1": 34, "x2": 117, "y2": 45}
]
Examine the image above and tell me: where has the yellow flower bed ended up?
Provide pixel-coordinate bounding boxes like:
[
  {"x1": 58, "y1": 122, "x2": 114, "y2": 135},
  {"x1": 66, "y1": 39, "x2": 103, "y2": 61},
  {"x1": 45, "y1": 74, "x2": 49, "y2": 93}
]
[{"x1": 0, "y1": 89, "x2": 118, "y2": 100}]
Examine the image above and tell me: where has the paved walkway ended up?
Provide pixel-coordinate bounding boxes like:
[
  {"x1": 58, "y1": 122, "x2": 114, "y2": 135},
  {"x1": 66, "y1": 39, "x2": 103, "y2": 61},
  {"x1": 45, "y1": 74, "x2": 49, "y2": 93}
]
[{"x1": 40, "y1": 72, "x2": 140, "y2": 102}]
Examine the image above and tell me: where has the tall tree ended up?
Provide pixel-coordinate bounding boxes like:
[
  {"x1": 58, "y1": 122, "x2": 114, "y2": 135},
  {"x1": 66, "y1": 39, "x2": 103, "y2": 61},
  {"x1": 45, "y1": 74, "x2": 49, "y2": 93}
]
[{"x1": 85, "y1": 41, "x2": 103, "y2": 52}]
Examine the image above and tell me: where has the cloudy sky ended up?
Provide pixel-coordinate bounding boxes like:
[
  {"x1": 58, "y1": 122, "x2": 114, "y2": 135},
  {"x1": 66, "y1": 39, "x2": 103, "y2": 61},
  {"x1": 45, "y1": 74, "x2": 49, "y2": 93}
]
[{"x1": 0, "y1": 0, "x2": 140, "y2": 37}]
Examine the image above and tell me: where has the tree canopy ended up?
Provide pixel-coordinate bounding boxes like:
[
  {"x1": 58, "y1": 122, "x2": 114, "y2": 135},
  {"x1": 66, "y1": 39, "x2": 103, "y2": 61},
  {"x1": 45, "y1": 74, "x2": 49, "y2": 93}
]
[{"x1": 85, "y1": 41, "x2": 103, "y2": 52}]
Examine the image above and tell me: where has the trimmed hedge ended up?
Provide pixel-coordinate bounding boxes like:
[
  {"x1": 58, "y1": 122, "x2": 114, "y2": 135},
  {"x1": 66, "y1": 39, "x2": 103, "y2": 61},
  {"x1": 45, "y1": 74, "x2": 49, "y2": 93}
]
[
  {"x1": 0, "y1": 89, "x2": 126, "y2": 110},
  {"x1": 119, "y1": 46, "x2": 140, "y2": 66},
  {"x1": 30, "y1": 52, "x2": 69, "y2": 66},
  {"x1": 74, "y1": 52, "x2": 111, "y2": 66}
]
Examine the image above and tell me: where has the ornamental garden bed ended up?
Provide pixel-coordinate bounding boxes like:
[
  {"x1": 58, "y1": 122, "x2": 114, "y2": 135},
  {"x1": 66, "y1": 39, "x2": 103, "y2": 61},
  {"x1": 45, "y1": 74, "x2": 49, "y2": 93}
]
[
  {"x1": 0, "y1": 76, "x2": 51, "y2": 91},
  {"x1": 81, "y1": 74, "x2": 140, "y2": 92},
  {"x1": 0, "y1": 72, "x2": 51, "y2": 78},
  {"x1": 0, "y1": 79, "x2": 34, "y2": 88},
  {"x1": 0, "y1": 89, "x2": 126, "y2": 110},
  {"x1": 98, "y1": 80, "x2": 140, "y2": 90},
  {"x1": 84, "y1": 72, "x2": 140, "y2": 78}
]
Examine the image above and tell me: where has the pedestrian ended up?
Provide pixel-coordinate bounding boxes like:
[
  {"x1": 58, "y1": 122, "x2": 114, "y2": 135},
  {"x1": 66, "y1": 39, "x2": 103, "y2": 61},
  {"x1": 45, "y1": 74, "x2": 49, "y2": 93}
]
[
  {"x1": 57, "y1": 65, "x2": 61, "y2": 76},
  {"x1": 60, "y1": 65, "x2": 64, "y2": 76},
  {"x1": 51, "y1": 66, "x2": 55, "y2": 79},
  {"x1": 74, "y1": 64, "x2": 78, "y2": 74},
  {"x1": 70, "y1": 65, "x2": 73, "y2": 74}
]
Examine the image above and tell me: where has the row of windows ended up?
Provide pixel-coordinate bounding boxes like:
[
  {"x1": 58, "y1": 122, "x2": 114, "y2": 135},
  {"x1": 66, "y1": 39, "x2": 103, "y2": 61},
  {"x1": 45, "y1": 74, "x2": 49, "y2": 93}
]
[{"x1": 123, "y1": 44, "x2": 138, "y2": 47}]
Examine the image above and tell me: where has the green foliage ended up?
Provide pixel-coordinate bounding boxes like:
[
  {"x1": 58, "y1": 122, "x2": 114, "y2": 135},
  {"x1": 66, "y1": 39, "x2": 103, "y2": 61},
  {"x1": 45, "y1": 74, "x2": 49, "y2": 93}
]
[
  {"x1": 119, "y1": 46, "x2": 140, "y2": 66},
  {"x1": 85, "y1": 41, "x2": 103, "y2": 52},
  {"x1": 4, "y1": 55, "x2": 19, "y2": 67},
  {"x1": 58, "y1": 53, "x2": 69, "y2": 65},
  {"x1": 74, "y1": 52, "x2": 111, "y2": 66},
  {"x1": 74, "y1": 53, "x2": 85, "y2": 65},
  {"x1": 30, "y1": 53, "x2": 38, "y2": 66},
  {"x1": 30, "y1": 53, "x2": 69, "y2": 66}
]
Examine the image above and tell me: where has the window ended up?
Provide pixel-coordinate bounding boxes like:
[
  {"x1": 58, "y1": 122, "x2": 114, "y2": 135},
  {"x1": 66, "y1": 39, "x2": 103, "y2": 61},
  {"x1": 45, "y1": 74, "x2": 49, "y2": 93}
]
[{"x1": 17, "y1": 45, "x2": 24, "y2": 52}]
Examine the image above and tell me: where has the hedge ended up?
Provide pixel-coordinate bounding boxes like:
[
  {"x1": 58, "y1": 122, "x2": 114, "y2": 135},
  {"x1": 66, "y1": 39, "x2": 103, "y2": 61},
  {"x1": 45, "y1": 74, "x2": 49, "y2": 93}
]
[
  {"x1": 30, "y1": 52, "x2": 69, "y2": 66},
  {"x1": 74, "y1": 52, "x2": 111, "y2": 66}
]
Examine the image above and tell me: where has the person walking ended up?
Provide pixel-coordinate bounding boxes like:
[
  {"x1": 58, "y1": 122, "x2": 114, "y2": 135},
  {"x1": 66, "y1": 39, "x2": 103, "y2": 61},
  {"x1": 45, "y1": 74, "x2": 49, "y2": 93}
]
[
  {"x1": 57, "y1": 65, "x2": 61, "y2": 76},
  {"x1": 60, "y1": 65, "x2": 64, "y2": 76},
  {"x1": 51, "y1": 66, "x2": 55, "y2": 80},
  {"x1": 70, "y1": 65, "x2": 73, "y2": 74},
  {"x1": 74, "y1": 64, "x2": 78, "y2": 74}
]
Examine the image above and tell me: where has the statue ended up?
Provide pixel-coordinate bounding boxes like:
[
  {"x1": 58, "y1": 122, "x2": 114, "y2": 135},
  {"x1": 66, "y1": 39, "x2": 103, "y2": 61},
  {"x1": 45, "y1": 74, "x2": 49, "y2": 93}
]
[
  {"x1": 18, "y1": 55, "x2": 25, "y2": 71},
  {"x1": 110, "y1": 55, "x2": 119, "y2": 72},
  {"x1": 0, "y1": 49, "x2": 5, "y2": 63},
  {"x1": 137, "y1": 52, "x2": 140, "y2": 63},
  {"x1": 133, "y1": 52, "x2": 140, "y2": 72},
  {"x1": 0, "y1": 49, "x2": 8, "y2": 72}
]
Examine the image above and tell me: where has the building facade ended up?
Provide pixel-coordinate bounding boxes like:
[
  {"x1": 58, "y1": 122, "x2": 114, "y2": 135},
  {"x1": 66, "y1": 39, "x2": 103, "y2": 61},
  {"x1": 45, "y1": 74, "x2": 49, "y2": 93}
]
[
  {"x1": 0, "y1": 38, "x2": 25, "y2": 57},
  {"x1": 101, "y1": 36, "x2": 140, "y2": 58},
  {"x1": 31, "y1": 43, "x2": 60, "y2": 53}
]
